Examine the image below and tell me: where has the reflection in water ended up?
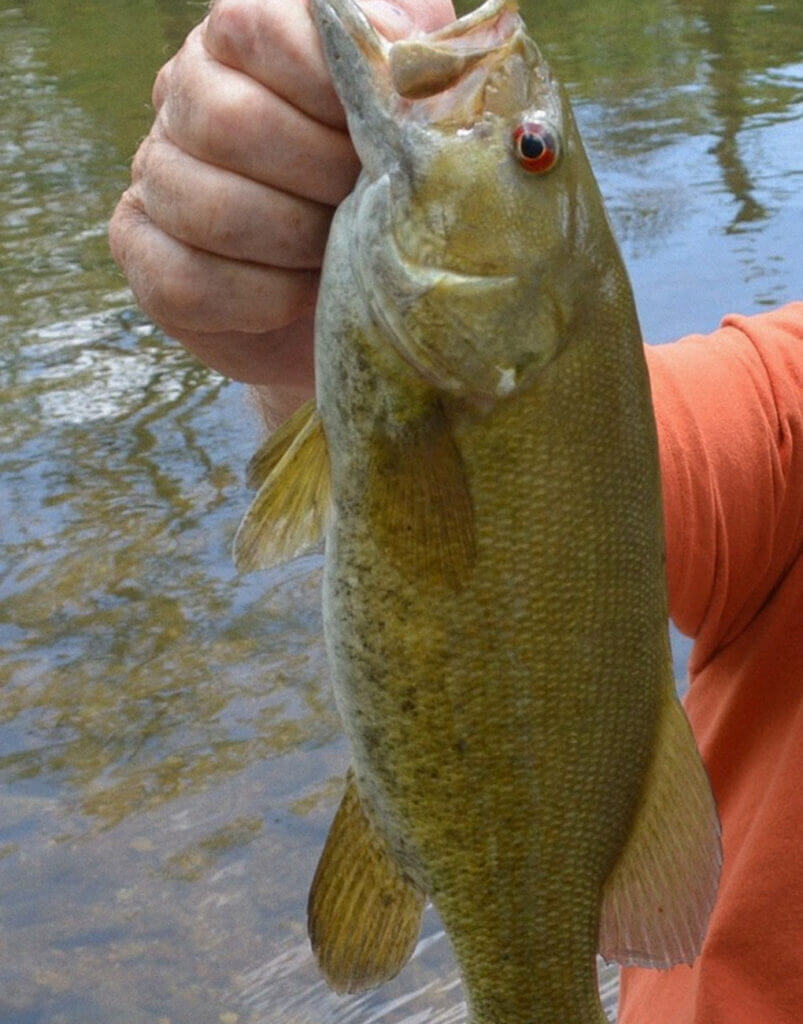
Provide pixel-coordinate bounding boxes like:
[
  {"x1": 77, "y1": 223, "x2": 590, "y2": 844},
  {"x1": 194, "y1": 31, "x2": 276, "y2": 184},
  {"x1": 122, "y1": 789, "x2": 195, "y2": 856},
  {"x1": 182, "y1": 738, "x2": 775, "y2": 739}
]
[
  {"x1": 0, "y1": 0, "x2": 800, "y2": 1020},
  {"x1": 686, "y1": 0, "x2": 768, "y2": 230}
]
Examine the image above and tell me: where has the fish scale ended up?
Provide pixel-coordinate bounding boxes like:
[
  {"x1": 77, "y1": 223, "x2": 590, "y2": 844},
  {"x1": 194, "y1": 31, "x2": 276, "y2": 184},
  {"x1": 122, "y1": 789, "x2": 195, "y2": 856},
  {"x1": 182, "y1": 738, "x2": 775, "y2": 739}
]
[
  {"x1": 234, "y1": 1, "x2": 722, "y2": 1020},
  {"x1": 319, "y1": 348, "x2": 664, "y2": 1023}
]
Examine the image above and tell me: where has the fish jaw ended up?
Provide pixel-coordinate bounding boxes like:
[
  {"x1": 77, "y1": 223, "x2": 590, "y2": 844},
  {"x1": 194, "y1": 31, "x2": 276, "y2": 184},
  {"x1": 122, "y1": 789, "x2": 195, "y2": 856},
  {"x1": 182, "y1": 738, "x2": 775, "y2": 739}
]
[{"x1": 311, "y1": 0, "x2": 399, "y2": 177}]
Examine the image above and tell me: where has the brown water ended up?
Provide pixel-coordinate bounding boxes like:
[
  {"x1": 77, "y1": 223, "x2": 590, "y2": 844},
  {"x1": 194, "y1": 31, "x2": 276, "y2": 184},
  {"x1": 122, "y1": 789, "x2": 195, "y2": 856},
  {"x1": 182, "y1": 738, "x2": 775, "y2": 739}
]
[{"x1": 0, "y1": 0, "x2": 800, "y2": 1021}]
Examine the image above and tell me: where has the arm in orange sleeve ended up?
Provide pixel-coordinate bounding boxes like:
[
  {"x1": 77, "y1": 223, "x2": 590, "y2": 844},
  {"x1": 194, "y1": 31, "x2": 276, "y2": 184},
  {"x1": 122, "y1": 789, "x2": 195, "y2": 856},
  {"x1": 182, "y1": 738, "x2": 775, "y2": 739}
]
[{"x1": 644, "y1": 302, "x2": 803, "y2": 670}]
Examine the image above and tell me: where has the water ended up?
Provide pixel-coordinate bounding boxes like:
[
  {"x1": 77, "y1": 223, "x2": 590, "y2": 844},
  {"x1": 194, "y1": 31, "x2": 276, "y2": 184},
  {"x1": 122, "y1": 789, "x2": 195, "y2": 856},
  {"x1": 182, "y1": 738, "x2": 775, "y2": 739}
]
[{"x1": 0, "y1": 0, "x2": 800, "y2": 1020}]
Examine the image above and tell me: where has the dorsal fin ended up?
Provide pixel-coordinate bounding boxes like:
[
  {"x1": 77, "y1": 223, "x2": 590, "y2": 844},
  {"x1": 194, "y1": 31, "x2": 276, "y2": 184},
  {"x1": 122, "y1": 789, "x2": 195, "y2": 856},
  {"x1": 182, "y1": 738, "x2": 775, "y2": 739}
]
[{"x1": 599, "y1": 686, "x2": 722, "y2": 967}]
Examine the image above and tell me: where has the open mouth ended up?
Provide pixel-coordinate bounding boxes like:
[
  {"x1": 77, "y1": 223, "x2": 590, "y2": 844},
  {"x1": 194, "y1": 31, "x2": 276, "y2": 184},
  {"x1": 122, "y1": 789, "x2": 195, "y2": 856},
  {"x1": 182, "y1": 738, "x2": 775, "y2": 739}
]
[
  {"x1": 388, "y1": 0, "x2": 522, "y2": 99},
  {"x1": 317, "y1": 0, "x2": 525, "y2": 107}
]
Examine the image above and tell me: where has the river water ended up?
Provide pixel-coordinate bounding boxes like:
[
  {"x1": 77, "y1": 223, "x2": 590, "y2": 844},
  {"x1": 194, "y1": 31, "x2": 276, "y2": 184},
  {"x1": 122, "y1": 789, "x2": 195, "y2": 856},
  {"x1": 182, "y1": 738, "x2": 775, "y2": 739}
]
[{"x1": 0, "y1": 1, "x2": 800, "y2": 1021}]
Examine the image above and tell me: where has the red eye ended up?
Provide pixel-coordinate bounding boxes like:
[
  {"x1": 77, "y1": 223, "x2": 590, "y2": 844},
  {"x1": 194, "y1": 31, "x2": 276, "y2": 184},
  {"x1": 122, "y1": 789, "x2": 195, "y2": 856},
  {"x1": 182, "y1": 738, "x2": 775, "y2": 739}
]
[{"x1": 513, "y1": 121, "x2": 559, "y2": 174}]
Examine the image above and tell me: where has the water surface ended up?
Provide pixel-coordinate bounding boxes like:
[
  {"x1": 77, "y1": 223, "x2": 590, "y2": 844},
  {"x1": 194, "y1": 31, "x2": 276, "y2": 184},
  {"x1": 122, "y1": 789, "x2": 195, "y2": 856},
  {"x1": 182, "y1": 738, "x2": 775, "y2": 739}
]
[{"x1": 0, "y1": 0, "x2": 800, "y2": 1021}]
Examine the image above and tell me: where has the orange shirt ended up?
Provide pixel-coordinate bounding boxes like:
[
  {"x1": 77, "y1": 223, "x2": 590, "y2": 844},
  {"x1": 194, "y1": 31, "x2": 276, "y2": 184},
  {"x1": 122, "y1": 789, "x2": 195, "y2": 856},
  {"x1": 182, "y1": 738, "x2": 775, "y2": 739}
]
[{"x1": 618, "y1": 304, "x2": 803, "y2": 1023}]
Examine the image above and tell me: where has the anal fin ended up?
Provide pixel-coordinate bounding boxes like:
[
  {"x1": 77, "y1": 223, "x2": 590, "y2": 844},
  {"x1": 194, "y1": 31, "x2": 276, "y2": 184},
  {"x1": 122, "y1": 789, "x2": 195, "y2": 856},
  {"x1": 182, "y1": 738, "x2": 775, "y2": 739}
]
[
  {"x1": 233, "y1": 399, "x2": 331, "y2": 571},
  {"x1": 599, "y1": 686, "x2": 722, "y2": 968},
  {"x1": 308, "y1": 773, "x2": 426, "y2": 994}
]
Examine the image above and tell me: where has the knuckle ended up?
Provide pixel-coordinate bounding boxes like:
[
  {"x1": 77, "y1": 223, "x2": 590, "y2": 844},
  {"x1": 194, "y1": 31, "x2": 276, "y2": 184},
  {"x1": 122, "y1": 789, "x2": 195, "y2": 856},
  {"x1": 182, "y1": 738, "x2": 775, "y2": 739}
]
[
  {"x1": 193, "y1": 86, "x2": 249, "y2": 165},
  {"x1": 130, "y1": 135, "x2": 152, "y2": 182},
  {"x1": 262, "y1": 0, "x2": 306, "y2": 67},
  {"x1": 201, "y1": 196, "x2": 240, "y2": 253},
  {"x1": 149, "y1": 256, "x2": 206, "y2": 328},
  {"x1": 206, "y1": 0, "x2": 261, "y2": 63},
  {"x1": 273, "y1": 204, "x2": 330, "y2": 269},
  {"x1": 107, "y1": 204, "x2": 129, "y2": 270},
  {"x1": 160, "y1": 54, "x2": 233, "y2": 164},
  {"x1": 151, "y1": 58, "x2": 173, "y2": 109},
  {"x1": 277, "y1": 274, "x2": 318, "y2": 327},
  {"x1": 108, "y1": 191, "x2": 143, "y2": 270},
  {"x1": 159, "y1": 26, "x2": 206, "y2": 124},
  {"x1": 108, "y1": 192, "x2": 209, "y2": 335}
]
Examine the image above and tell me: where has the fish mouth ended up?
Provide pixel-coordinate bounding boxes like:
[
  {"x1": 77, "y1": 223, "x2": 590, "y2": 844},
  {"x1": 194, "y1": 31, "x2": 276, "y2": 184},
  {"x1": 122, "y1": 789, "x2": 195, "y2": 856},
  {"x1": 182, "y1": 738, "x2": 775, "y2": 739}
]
[
  {"x1": 316, "y1": 0, "x2": 528, "y2": 114},
  {"x1": 389, "y1": 0, "x2": 522, "y2": 101}
]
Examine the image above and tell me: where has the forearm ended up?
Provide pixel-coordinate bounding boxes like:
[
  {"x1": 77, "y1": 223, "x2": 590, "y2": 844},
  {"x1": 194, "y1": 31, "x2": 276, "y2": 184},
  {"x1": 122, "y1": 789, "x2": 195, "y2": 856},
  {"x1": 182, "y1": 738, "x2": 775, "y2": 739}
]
[{"x1": 645, "y1": 303, "x2": 803, "y2": 661}]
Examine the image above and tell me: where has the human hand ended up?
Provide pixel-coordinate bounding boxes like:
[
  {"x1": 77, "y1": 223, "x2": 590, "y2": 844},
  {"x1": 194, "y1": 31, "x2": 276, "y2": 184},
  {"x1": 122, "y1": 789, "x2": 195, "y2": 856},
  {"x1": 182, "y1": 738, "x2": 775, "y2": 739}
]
[{"x1": 109, "y1": 0, "x2": 455, "y2": 424}]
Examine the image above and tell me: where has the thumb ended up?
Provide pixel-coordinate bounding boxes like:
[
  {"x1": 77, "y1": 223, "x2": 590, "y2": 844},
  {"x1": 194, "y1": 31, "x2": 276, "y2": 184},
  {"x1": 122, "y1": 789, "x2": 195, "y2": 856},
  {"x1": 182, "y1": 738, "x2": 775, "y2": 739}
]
[{"x1": 359, "y1": 0, "x2": 456, "y2": 38}]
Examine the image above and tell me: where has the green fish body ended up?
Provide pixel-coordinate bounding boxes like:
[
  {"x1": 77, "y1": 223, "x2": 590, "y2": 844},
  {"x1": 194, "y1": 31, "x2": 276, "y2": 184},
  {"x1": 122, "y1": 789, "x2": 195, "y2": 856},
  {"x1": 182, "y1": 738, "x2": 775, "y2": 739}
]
[{"x1": 235, "y1": 3, "x2": 721, "y2": 1022}]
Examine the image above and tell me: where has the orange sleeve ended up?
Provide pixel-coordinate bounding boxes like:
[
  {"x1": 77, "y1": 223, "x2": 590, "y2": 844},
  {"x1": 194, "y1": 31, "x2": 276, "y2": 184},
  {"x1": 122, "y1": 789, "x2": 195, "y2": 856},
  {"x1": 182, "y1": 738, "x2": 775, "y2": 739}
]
[{"x1": 644, "y1": 302, "x2": 803, "y2": 669}]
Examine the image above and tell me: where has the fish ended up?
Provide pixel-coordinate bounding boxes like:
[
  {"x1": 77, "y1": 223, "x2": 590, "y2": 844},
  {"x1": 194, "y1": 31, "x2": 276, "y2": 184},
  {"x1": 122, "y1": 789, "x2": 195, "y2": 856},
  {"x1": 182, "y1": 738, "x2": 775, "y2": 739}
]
[{"x1": 233, "y1": 1, "x2": 722, "y2": 1021}]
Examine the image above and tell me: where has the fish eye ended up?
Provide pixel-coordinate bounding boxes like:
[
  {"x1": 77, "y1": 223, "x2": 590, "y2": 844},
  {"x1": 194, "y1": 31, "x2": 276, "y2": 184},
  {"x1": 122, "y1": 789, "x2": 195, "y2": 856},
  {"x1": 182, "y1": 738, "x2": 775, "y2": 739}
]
[{"x1": 513, "y1": 120, "x2": 560, "y2": 174}]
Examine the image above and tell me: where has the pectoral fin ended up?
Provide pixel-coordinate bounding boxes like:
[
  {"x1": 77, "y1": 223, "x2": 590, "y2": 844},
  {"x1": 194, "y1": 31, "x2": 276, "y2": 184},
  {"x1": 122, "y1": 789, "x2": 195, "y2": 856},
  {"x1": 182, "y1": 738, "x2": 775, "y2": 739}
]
[
  {"x1": 599, "y1": 687, "x2": 722, "y2": 968},
  {"x1": 233, "y1": 400, "x2": 331, "y2": 571},
  {"x1": 367, "y1": 403, "x2": 476, "y2": 591},
  {"x1": 244, "y1": 399, "x2": 320, "y2": 491},
  {"x1": 308, "y1": 773, "x2": 426, "y2": 994}
]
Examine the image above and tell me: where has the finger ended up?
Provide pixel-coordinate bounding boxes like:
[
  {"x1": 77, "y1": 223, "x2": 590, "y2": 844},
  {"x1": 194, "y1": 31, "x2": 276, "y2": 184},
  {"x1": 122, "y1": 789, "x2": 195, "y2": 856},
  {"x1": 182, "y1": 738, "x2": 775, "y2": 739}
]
[
  {"x1": 177, "y1": 315, "x2": 317, "y2": 394},
  {"x1": 205, "y1": 0, "x2": 347, "y2": 128},
  {"x1": 109, "y1": 192, "x2": 318, "y2": 335},
  {"x1": 204, "y1": 1, "x2": 456, "y2": 131},
  {"x1": 389, "y1": 0, "x2": 456, "y2": 32},
  {"x1": 131, "y1": 130, "x2": 333, "y2": 268},
  {"x1": 162, "y1": 29, "x2": 360, "y2": 205},
  {"x1": 359, "y1": 0, "x2": 415, "y2": 38}
]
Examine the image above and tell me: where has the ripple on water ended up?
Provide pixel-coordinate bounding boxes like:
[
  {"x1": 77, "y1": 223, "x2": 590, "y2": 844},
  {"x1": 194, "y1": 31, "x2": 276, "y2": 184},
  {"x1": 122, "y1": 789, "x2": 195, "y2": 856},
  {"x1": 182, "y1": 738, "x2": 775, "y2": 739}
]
[
  {"x1": 2, "y1": 313, "x2": 188, "y2": 448},
  {"x1": 226, "y1": 922, "x2": 620, "y2": 1022}
]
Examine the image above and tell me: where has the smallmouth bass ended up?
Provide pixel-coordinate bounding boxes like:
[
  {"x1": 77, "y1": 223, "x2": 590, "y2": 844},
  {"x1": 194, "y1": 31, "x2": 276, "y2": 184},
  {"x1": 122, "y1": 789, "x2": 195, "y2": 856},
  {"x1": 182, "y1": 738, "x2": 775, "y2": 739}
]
[{"x1": 235, "y1": 1, "x2": 722, "y2": 1022}]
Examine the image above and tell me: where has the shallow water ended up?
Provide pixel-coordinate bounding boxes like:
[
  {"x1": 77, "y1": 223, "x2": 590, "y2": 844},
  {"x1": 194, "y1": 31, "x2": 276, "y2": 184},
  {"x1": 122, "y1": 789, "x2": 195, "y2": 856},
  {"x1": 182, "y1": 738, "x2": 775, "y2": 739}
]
[{"x1": 0, "y1": 0, "x2": 800, "y2": 1021}]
